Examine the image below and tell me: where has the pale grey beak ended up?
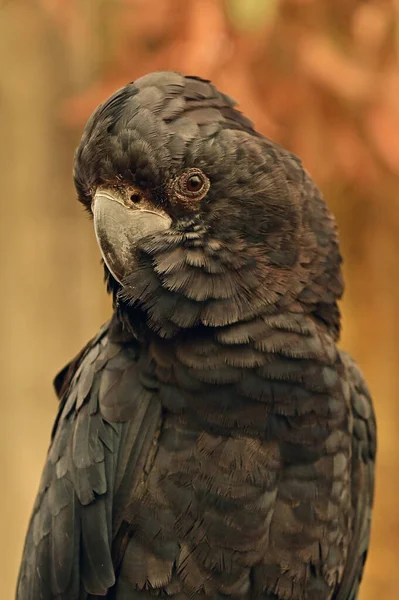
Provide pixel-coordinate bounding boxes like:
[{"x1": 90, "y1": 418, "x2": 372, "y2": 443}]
[{"x1": 92, "y1": 188, "x2": 172, "y2": 284}]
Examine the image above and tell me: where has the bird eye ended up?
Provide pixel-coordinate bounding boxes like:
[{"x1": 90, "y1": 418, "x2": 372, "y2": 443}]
[
  {"x1": 186, "y1": 174, "x2": 203, "y2": 193},
  {"x1": 176, "y1": 169, "x2": 210, "y2": 200}
]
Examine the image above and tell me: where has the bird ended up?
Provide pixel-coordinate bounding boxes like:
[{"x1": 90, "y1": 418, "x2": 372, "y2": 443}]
[{"x1": 16, "y1": 71, "x2": 376, "y2": 600}]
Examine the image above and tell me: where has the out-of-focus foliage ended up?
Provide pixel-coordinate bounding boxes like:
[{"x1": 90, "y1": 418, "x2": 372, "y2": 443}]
[
  {"x1": 225, "y1": 0, "x2": 278, "y2": 31},
  {"x1": 2, "y1": 1, "x2": 398, "y2": 599}
]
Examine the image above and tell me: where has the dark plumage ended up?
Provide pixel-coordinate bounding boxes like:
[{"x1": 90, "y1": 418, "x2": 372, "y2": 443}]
[{"x1": 17, "y1": 71, "x2": 376, "y2": 600}]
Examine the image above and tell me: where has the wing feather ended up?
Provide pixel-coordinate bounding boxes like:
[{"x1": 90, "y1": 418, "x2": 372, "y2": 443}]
[
  {"x1": 334, "y1": 352, "x2": 376, "y2": 600},
  {"x1": 16, "y1": 319, "x2": 161, "y2": 599}
]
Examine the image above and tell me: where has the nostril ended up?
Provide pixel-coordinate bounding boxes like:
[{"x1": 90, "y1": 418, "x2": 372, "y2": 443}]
[{"x1": 130, "y1": 193, "x2": 142, "y2": 204}]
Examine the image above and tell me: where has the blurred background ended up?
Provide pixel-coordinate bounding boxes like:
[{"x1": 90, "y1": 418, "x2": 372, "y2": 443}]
[{"x1": 1, "y1": 0, "x2": 398, "y2": 598}]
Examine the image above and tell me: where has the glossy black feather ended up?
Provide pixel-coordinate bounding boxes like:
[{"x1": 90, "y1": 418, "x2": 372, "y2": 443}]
[{"x1": 18, "y1": 72, "x2": 375, "y2": 600}]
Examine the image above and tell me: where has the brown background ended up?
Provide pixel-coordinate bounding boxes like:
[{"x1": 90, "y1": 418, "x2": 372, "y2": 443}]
[{"x1": 1, "y1": 1, "x2": 398, "y2": 598}]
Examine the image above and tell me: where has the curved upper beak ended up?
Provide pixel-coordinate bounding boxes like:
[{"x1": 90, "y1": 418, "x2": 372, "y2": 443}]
[{"x1": 92, "y1": 188, "x2": 172, "y2": 284}]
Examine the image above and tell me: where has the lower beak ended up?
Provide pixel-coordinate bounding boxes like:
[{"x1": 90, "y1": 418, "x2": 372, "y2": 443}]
[{"x1": 92, "y1": 189, "x2": 171, "y2": 284}]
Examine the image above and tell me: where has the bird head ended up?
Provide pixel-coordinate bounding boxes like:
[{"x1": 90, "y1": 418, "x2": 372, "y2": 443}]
[{"x1": 74, "y1": 71, "x2": 343, "y2": 339}]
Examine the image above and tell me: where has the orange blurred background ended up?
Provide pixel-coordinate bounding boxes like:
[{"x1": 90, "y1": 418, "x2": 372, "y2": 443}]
[{"x1": 1, "y1": 1, "x2": 398, "y2": 598}]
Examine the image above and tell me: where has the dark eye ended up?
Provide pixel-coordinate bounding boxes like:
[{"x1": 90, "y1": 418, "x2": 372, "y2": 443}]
[
  {"x1": 186, "y1": 174, "x2": 204, "y2": 193},
  {"x1": 176, "y1": 169, "x2": 210, "y2": 200}
]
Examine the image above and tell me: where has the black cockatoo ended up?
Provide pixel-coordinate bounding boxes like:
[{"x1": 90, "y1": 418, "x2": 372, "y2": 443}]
[{"x1": 17, "y1": 71, "x2": 376, "y2": 600}]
